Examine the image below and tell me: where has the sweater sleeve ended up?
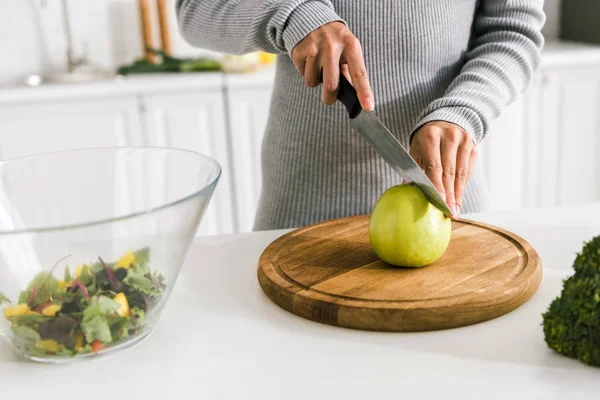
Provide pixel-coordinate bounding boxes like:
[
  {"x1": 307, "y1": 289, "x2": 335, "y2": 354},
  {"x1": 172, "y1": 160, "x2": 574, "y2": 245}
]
[
  {"x1": 175, "y1": 0, "x2": 345, "y2": 56},
  {"x1": 411, "y1": 0, "x2": 546, "y2": 145}
]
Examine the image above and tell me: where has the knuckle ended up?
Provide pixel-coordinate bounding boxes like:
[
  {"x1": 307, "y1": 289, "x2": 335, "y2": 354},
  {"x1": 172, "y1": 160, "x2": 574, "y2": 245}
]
[
  {"x1": 345, "y1": 36, "x2": 362, "y2": 52},
  {"x1": 354, "y1": 67, "x2": 368, "y2": 79},
  {"x1": 321, "y1": 38, "x2": 339, "y2": 53},
  {"x1": 305, "y1": 46, "x2": 319, "y2": 58},
  {"x1": 291, "y1": 49, "x2": 302, "y2": 62},
  {"x1": 442, "y1": 165, "x2": 456, "y2": 178},
  {"x1": 460, "y1": 132, "x2": 472, "y2": 145},
  {"x1": 424, "y1": 159, "x2": 443, "y2": 174},
  {"x1": 324, "y1": 81, "x2": 337, "y2": 92},
  {"x1": 448, "y1": 129, "x2": 462, "y2": 143},
  {"x1": 421, "y1": 129, "x2": 437, "y2": 141},
  {"x1": 456, "y1": 168, "x2": 470, "y2": 182}
]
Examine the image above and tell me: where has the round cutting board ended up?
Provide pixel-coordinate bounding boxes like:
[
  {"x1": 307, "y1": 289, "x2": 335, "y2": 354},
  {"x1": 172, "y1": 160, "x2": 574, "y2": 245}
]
[{"x1": 257, "y1": 215, "x2": 542, "y2": 332}]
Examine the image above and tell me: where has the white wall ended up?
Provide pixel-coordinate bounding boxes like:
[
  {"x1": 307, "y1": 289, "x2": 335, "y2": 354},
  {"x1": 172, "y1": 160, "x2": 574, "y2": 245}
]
[
  {"x1": 0, "y1": 0, "x2": 217, "y2": 86},
  {"x1": 0, "y1": 0, "x2": 562, "y2": 86}
]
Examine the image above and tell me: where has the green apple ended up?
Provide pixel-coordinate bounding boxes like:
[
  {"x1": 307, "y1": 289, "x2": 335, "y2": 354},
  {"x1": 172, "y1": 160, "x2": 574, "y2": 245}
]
[{"x1": 369, "y1": 184, "x2": 451, "y2": 267}]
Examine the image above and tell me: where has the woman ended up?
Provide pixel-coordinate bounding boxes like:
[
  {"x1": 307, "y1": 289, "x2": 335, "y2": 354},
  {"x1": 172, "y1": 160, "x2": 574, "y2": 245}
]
[{"x1": 176, "y1": 0, "x2": 545, "y2": 230}]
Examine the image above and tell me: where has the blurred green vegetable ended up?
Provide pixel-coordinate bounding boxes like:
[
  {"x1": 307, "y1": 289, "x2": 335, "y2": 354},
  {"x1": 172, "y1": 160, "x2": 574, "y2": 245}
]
[
  {"x1": 542, "y1": 234, "x2": 600, "y2": 367},
  {"x1": 117, "y1": 48, "x2": 222, "y2": 75}
]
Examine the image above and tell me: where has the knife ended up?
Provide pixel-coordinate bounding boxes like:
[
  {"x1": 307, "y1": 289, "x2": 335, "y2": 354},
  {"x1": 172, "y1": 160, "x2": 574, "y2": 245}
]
[{"x1": 327, "y1": 73, "x2": 454, "y2": 217}]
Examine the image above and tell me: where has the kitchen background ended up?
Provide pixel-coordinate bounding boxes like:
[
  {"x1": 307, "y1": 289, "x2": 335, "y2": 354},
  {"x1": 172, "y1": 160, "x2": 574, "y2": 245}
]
[{"x1": 0, "y1": 0, "x2": 599, "y2": 237}]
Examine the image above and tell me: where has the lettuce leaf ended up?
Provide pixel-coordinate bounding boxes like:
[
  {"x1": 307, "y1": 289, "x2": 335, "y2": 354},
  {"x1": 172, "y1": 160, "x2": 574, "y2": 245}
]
[
  {"x1": 81, "y1": 315, "x2": 112, "y2": 344},
  {"x1": 122, "y1": 248, "x2": 165, "y2": 299},
  {"x1": 79, "y1": 295, "x2": 121, "y2": 344},
  {"x1": 86, "y1": 283, "x2": 98, "y2": 297},
  {"x1": 131, "y1": 307, "x2": 145, "y2": 321},
  {"x1": 9, "y1": 313, "x2": 48, "y2": 327},
  {"x1": 55, "y1": 346, "x2": 75, "y2": 357},
  {"x1": 125, "y1": 290, "x2": 147, "y2": 312},
  {"x1": 90, "y1": 260, "x2": 104, "y2": 275},
  {"x1": 133, "y1": 247, "x2": 150, "y2": 272},
  {"x1": 17, "y1": 290, "x2": 28, "y2": 305},
  {"x1": 124, "y1": 269, "x2": 162, "y2": 297},
  {"x1": 131, "y1": 307, "x2": 145, "y2": 330},
  {"x1": 38, "y1": 316, "x2": 79, "y2": 348},
  {"x1": 11, "y1": 325, "x2": 41, "y2": 341},
  {"x1": 19, "y1": 272, "x2": 59, "y2": 306},
  {"x1": 108, "y1": 316, "x2": 129, "y2": 338},
  {"x1": 11, "y1": 325, "x2": 40, "y2": 355},
  {"x1": 123, "y1": 255, "x2": 163, "y2": 298},
  {"x1": 64, "y1": 265, "x2": 71, "y2": 282},
  {"x1": 77, "y1": 266, "x2": 94, "y2": 287},
  {"x1": 83, "y1": 295, "x2": 120, "y2": 320}
]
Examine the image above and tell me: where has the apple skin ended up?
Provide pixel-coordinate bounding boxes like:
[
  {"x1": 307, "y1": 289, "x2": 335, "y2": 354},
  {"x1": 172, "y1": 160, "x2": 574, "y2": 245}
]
[{"x1": 369, "y1": 184, "x2": 452, "y2": 267}]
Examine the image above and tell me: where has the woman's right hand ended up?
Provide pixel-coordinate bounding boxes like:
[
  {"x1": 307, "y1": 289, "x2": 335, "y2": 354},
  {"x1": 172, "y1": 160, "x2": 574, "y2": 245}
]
[{"x1": 290, "y1": 21, "x2": 374, "y2": 111}]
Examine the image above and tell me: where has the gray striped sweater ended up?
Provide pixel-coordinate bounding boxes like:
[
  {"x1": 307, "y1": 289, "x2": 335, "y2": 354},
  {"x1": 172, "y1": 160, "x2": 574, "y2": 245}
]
[{"x1": 176, "y1": 0, "x2": 546, "y2": 231}]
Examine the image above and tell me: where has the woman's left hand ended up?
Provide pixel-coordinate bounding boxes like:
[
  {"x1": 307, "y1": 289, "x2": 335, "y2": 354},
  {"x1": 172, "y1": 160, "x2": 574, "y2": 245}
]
[{"x1": 409, "y1": 121, "x2": 478, "y2": 219}]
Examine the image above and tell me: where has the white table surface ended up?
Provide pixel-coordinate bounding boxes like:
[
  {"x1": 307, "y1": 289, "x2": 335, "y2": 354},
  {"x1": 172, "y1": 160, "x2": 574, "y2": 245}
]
[{"x1": 3, "y1": 203, "x2": 600, "y2": 399}]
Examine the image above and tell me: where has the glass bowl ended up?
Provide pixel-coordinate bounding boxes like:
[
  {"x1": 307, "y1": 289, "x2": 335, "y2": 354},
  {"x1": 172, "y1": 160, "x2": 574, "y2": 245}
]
[{"x1": 0, "y1": 147, "x2": 220, "y2": 363}]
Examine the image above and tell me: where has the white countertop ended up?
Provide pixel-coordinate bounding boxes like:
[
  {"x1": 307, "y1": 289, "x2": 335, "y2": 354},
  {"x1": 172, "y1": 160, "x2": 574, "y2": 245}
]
[
  {"x1": 2, "y1": 202, "x2": 600, "y2": 399},
  {"x1": 541, "y1": 40, "x2": 600, "y2": 68},
  {"x1": 1, "y1": 39, "x2": 599, "y2": 106},
  {"x1": 0, "y1": 66, "x2": 277, "y2": 105}
]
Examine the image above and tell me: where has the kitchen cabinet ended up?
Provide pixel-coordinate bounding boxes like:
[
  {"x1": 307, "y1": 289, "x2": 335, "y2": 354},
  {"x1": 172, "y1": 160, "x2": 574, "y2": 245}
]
[
  {"x1": 550, "y1": 67, "x2": 600, "y2": 207},
  {"x1": 224, "y1": 83, "x2": 273, "y2": 233},
  {"x1": 478, "y1": 61, "x2": 600, "y2": 212},
  {"x1": 141, "y1": 89, "x2": 236, "y2": 237},
  {"x1": 477, "y1": 87, "x2": 532, "y2": 211},
  {"x1": 0, "y1": 96, "x2": 142, "y2": 160}
]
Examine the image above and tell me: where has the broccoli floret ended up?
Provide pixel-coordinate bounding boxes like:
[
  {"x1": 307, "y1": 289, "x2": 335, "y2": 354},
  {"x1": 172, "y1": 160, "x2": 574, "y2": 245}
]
[{"x1": 542, "y1": 234, "x2": 600, "y2": 366}]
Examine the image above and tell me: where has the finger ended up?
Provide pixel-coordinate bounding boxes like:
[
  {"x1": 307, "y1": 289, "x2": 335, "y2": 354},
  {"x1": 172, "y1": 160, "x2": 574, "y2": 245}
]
[
  {"x1": 454, "y1": 142, "x2": 476, "y2": 218},
  {"x1": 321, "y1": 43, "x2": 342, "y2": 106},
  {"x1": 342, "y1": 38, "x2": 374, "y2": 111},
  {"x1": 340, "y1": 63, "x2": 353, "y2": 85},
  {"x1": 304, "y1": 55, "x2": 320, "y2": 88},
  {"x1": 290, "y1": 45, "x2": 307, "y2": 76},
  {"x1": 441, "y1": 136, "x2": 459, "y2": 218},
  {"x1": 420, "y1": 133, "x2": 445, "y2": 203},
  {"x1": 292, "y1": 55, "x2": 306, "y2": 76}
]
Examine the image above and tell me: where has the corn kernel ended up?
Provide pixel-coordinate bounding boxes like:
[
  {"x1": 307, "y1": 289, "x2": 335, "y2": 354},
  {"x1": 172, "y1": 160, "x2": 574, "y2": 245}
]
[
  {"x1": 35, "y1": 339, "x2": 61, "y2": 353},
  {"x1": 75, "y1": 333, "x2": 84, "y2": 351},
  {"x1": 42, "y1": 304, "x2": 61, "y2": 317},
  {"x1": 116, "y1": 250, "x2": 135, "y2": 269},
  {"x1": 114, "y1": 292, "x2": 130, "y2": 317},
  {"x1": 3, "y1": 303, "x2": 30, "y2": 318}
]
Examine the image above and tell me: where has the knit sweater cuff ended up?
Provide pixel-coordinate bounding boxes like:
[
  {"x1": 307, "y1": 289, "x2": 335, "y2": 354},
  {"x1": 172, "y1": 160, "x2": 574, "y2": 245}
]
[
  {"x1": 282, "y1": 2, "x2": 345, "y2": 55},
  {"x1": 411, "y1": 106, "x2": 484, "y2": 145}
]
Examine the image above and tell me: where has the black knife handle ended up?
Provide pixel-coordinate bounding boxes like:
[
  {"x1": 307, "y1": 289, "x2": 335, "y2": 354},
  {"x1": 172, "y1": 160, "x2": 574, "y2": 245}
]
[{"x1": 320, "y1": 70, "x2": 363, "y2": 119}]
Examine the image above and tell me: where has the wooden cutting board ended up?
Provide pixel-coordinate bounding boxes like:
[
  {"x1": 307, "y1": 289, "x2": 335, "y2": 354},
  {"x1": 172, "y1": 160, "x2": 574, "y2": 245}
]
[{"x1": 257, "y1": 215, "x2": 542, "y2": 332}]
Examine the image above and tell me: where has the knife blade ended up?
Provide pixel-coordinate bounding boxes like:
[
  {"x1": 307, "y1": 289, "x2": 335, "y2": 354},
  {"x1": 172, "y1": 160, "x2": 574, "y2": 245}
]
[{"x1": 329, "y1": 72, "x2": 453, "y2": 217}]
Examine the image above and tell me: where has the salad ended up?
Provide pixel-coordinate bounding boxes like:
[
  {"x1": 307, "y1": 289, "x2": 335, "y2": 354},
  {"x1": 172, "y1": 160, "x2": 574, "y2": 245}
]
[{"x1": 0, "y1": 247, "x2": 166, "y2": 357}]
